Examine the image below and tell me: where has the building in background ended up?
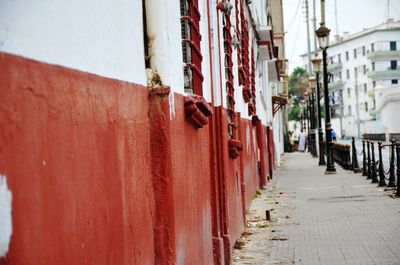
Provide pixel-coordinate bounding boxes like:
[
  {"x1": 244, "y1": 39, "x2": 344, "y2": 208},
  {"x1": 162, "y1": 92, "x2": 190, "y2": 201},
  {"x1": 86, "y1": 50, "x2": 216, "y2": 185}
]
[
  {"x1": 301, "y1": 19, "x2": 400, "y2": 138},
  {"x1": 0, "y1": 0, "x2": 286, "y2": 264},
  {"x1": 270, "y1": 0, "x2": 289, "y2": 160}
]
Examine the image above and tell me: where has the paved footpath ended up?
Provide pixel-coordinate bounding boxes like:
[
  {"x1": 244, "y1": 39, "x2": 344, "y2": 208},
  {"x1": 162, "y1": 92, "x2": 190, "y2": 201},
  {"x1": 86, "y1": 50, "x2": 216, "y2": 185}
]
[{"x1": 233, "y1": 152, "x2": 400, "y2": 265}]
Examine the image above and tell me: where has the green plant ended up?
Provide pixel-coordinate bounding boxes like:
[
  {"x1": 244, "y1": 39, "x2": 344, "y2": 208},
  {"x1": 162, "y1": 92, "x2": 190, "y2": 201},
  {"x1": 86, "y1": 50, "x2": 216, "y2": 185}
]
[
  {"x1": 252, "y1": 189, "x2": 262, "y2": 199},
  {"x1": 288, "y1": 103, "x2": 300, "y2": 121}
]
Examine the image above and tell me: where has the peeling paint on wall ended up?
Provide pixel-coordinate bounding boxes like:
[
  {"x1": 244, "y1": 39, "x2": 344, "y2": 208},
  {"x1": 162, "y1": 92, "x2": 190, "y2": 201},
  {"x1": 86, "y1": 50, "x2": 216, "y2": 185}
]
[
  {"x1": 246, "y1": 125, "x2": 250, "y2": 153},
  {"x1": 169, "y1": 92, "x2": 175, "y2": 119},
  {"x1": 0, "y1": 174, "x2": 12, "y2": 258}
]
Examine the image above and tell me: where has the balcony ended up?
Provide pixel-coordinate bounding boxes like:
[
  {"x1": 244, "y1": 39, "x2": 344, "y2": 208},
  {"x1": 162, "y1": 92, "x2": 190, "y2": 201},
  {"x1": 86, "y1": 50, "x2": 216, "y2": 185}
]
[
  {"x1": 330, "y1": 100, "x2": 342, "y2": 108},
  {"x1": 367, "y1": 69, "x2": 400, "y2": 80},
  {"x1": 369, "y1": 108, "x2": 377, "y2": 120},
  {"x1": 328, "y1": 80, "x2": 344, "y2": 91},
  {"x1": 277, "y1": 59, "x2": 288, "y2": 77},
  {"x1": 257, "y1": 24, "x2": 273, "y2": 61},
  {"x1": 327, "y1": 62, "x2": 342, "y2": 72},
  {"x1": 331, "y1": 112, "x2": 342, "y2": 119},
  {"x1": 367, "y1": 50, "x2": 400, "y2": 61}
]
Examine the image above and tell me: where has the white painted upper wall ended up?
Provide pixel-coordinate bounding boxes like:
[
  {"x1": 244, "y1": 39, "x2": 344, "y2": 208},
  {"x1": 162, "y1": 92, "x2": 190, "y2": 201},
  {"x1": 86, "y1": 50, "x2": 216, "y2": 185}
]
[
  {"x1": 0, "y1": 0, "x2": 147, "y2": 85},
  {"x1": 199, "y1": 0, "x2": 212, "y2": 103},
  {"x1": 0, "y1": 0, "x2": 281, "y2": 124},
  {"x1": 145, "y1": 0, "x2": 185, "y2": 96},
  {"x1": 146, "y1": 0, "x2": 213, "y2": 102},
  {"x1": 0, "y1": 174, "x2": 12, "y2": 258}
]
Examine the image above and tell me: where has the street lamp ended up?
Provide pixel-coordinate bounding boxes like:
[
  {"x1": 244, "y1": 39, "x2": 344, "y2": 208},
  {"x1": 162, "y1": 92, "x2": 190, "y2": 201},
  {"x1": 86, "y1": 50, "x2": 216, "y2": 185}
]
[
  {"x1": 308, "y1": 77, "x2": 318, "y2": 158},
  {"x1": 302, "y1": 95, "x2": 307, "y2": 132},
  {"x1": 305, "y1": 92, "x2": 312, "y2": 154},
  {"x1": 311, "y1": 55, "x2": 326, "y2": 165},
  {"x1": 315, "y1": 24, "x2": 330, "y2": 49},
  {"x1": 316, "y1": 24, "x2": 336, "y2": 173}
]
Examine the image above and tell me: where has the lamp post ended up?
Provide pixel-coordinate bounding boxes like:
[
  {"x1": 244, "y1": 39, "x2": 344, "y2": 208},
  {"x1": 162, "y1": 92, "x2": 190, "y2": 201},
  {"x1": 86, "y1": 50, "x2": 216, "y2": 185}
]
[
  {"x1": 304, "y1": 92, "x2": 312, "y2": 153},
  {"x1": 311, "y1": 55, "x2": 326, "y2": 165},
  {"x1": 316, "y1": 24, "x2": 336, "y2": 173},
  {"x1": 303, "y1": 107, "x2": 306, "y2": 132},
  {"x1": 300, "y1": 110, "x2": 303, "y2": 130},
  {"x1": 308, "y1": 78, "x2": 318, "y2": 157}
]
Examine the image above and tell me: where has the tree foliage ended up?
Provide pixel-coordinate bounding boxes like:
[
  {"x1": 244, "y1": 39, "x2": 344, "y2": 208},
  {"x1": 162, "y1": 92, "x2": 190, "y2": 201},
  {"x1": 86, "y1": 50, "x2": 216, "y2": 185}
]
[
  {"x1": 288, "y1": 67, "x2": 308, "y2": 100},
  {"x1": 288, "y1": 67, "x2": 309, "y2": 121}
]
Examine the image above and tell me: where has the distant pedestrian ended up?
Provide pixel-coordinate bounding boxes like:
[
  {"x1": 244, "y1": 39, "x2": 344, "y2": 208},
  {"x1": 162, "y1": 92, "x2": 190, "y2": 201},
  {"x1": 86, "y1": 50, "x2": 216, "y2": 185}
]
[
  {"x1": 299, "y1": 129, "x2": 307, "y2": 152},
  {"x1": 332, "y1": 130, "x2": 337, "y2": 141}
]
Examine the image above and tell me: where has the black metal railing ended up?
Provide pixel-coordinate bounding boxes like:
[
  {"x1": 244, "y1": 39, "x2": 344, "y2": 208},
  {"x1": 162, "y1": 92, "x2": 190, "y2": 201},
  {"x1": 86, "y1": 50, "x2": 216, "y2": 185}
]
[
  {"x1": 332, "y1": 142, "x2": 352, "y2": 170},
  {"x1": 316, "y1": 133, "x2": 400, "y2": 197},
  {"x1": 363, "y1": 133, "x2": 386, "y2": 141},
  {"x1": 351, "y1": 137, "x2": 361, "y2": 173},
  {"x1": 389, "y1": 133, "x2": 400, "y2": 142},
  {"x1": 359, "y1": 138, "x2": 400, "y2": 197}
]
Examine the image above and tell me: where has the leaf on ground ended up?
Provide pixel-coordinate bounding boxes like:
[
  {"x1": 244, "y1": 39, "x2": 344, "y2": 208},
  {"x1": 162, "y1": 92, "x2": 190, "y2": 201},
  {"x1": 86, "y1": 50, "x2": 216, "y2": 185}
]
[
  {"x1": 241, "y1": 231, "x2": 253, "y2": 237},
  {"x1": 255, "y1": 221, "x2": 271, "y2": 228},
  {"x1": 269, "y1": 236, "x2": 288, "y2": 241},
  {"x1": 233, "y1": 239, "x2": 246, "y2": 250}
]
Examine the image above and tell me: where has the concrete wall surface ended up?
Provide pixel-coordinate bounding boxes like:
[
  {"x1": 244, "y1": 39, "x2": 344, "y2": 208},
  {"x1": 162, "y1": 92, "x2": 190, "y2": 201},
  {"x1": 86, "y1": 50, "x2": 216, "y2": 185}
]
[
  {"x1": 0, "y1": 0, "x2": 284, "y2": 263},
  {"x1": 0, "y1": 52, "x2": 275, "y2": 264},
  {"x1": 0, "y1": 0, "x2": 147, "y2": 85}
]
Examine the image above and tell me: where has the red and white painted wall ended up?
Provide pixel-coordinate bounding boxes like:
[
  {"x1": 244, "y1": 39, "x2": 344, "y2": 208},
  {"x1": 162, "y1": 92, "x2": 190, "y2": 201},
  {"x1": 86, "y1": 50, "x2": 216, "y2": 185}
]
[{"x1": 0, "y1": 0, "x2": 286, "y2": 264}]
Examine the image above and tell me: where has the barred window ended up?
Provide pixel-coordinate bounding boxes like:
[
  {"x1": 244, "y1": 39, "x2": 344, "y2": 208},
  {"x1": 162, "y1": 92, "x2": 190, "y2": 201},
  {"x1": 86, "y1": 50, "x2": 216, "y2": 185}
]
[
  {"x1": 222, "y1": 9, "x2": 236, "y2": 139},
  {"x1": 180, "y1": 0, "x2": 203, "y2": 95},
  {"x1": 237, "y1": 0, "x2": 251, "y2": 103}
]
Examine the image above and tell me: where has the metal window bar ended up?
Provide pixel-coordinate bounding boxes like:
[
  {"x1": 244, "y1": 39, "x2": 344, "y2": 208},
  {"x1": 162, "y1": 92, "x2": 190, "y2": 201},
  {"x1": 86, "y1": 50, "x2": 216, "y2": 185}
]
[
  {"x1": 250, "y1": 45, "x2": 256, "y2": 115},
  {"x1": 180, "y1": 0, "x2": 203, "y2": 95},
  {"x1": 223, "y1": 10, "x2": 236, "y2": 139}
]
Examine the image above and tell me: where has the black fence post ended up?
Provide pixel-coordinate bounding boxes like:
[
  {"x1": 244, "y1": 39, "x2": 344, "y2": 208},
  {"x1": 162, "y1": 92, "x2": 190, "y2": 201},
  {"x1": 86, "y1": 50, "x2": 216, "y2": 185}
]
[
  {"x1": 367, "y1": 141, "x2": 372, "y2": 179},
  {"x1": 378, "y1": 142, "x2": 386, "y2": 187},
  {"x1": 362, "y1": 140, "x2": 367, "y2": 176},
  {"x1": 396, "y1": 143, "x2": 400, "y2": 197},
  {"x1": 388, "y1": 140, "x2": 396, "y2": 188},
  {"x1": 371, "y1": 142, "x2": 378, "y2": 183},
  {"x1": 352, "y1": 137, "x2": 361, "y2": 173}
]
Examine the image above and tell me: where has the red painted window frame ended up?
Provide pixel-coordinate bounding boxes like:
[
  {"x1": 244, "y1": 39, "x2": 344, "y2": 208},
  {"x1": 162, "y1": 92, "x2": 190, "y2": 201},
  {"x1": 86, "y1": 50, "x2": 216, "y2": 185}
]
[
  {"x1": 222, "y1": 6, "x2": 242, "y2": 159},
  {"x1": 239, "y1": 1, "x2": 251, "y2": 103},
  {"x1": 180, "y1": 0, "x2": 204, "y2": 96},
  {"x1": 248, "y1": 45, "x2": 256, "y2": 116},
  {"x1": 222, "y1": 7, "x2": 237, "y2": 139},
  {"x1": 236, "y1": 0, "x2": 256, "y2": 115}
]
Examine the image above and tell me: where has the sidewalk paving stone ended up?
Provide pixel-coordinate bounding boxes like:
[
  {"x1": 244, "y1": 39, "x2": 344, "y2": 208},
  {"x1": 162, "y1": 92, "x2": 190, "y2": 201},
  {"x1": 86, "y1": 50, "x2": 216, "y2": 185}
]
[{"x1": 233, "y1": 152, "x2": 400, "y2": 265}]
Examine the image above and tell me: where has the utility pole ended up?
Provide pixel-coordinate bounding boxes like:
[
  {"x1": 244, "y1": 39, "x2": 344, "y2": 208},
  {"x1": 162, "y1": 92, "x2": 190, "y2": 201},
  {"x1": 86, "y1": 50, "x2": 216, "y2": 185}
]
[
  {"x1": 355, "y1": 70, "x2": 361, "y2": 138},
  {"x1": 305, "y1": 0, "x2": 312, "y2": 75},
  {"x1": 387, "y1": 0, "x2": 390, "y2": 22},
  {"x1": 320, "y1": 0, "x2": 325, "y2": 24},
  {"x1": 312, "y1": 0, "x2": 318, "y2": 51},
  {"x1": 334, "y1": 0, "x2": 339, "y2": 36},
  {"x1": 339, "y1": 90, "x2": 343, "y2": 137}
]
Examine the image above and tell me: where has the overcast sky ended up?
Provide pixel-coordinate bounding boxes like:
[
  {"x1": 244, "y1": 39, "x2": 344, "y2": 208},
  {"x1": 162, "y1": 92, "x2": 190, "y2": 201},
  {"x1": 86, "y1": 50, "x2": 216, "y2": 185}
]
[{"x1": 283, "y1": 0, "x2": 400, "y2": 73}]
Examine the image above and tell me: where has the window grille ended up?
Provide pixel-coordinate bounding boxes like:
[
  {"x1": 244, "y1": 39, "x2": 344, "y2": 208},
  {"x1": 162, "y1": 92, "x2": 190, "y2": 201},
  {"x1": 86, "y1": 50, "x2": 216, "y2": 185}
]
[
  {"x1": 180, "y1": 0, "x2": 203, "y2": 95},
  {"x1": 222, "y1": 7, "x2": 236, "y2": 139},
  {"x1": 238, "y1": 0, "x2": 251, "y2": 102}
]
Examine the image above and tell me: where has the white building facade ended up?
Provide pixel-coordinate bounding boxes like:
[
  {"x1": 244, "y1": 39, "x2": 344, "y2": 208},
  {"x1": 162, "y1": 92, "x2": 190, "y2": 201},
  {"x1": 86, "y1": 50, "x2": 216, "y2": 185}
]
[
  {"x1": 0, "y1": 1, "x2": 288, "y2": 264},
  {"x1": 302, "y1": 20, "x2": 400, "y2": 138}
]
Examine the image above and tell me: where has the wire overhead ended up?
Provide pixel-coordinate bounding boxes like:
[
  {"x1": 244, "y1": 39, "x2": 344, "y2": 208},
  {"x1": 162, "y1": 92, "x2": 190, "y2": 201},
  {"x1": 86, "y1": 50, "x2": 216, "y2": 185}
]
[{"x1": 286, "y1": 0, "x2": 302, "y2": 33}]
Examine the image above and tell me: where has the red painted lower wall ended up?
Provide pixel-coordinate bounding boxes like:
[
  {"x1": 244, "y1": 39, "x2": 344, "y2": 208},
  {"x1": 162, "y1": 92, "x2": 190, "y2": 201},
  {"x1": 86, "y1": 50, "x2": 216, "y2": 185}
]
[
  {"x1": 213, "y1": 107, "x2": 244, "y2": 263},
  {"x1": 257, "y1": 124, "x2": 270, "y2": 186},
  {"x1": 170, "y1": 93, "x2": 214, "y2": 265},
  {"x1": 267, "y1": 127, "x2": 276, "y2": 175},
  {"x1": 0, "y1": 53, "x2": 155, "y2": 265},
  {"x1": 238, "y1": 119, "x2": 259, "y2": 211},
  {"x1": 0, "y1": 53, "x2": 274, "y2": 265}
]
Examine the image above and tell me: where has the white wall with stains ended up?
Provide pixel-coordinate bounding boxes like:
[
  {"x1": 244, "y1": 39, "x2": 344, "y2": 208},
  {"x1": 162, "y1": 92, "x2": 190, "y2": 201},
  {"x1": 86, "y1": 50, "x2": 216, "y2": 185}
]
[
  {"x1": 0, "y1": 0, "x2": 147, "y2": 85},
  {"x1": 0, "y1": 174, "x2": 12, "y2": 258}
]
